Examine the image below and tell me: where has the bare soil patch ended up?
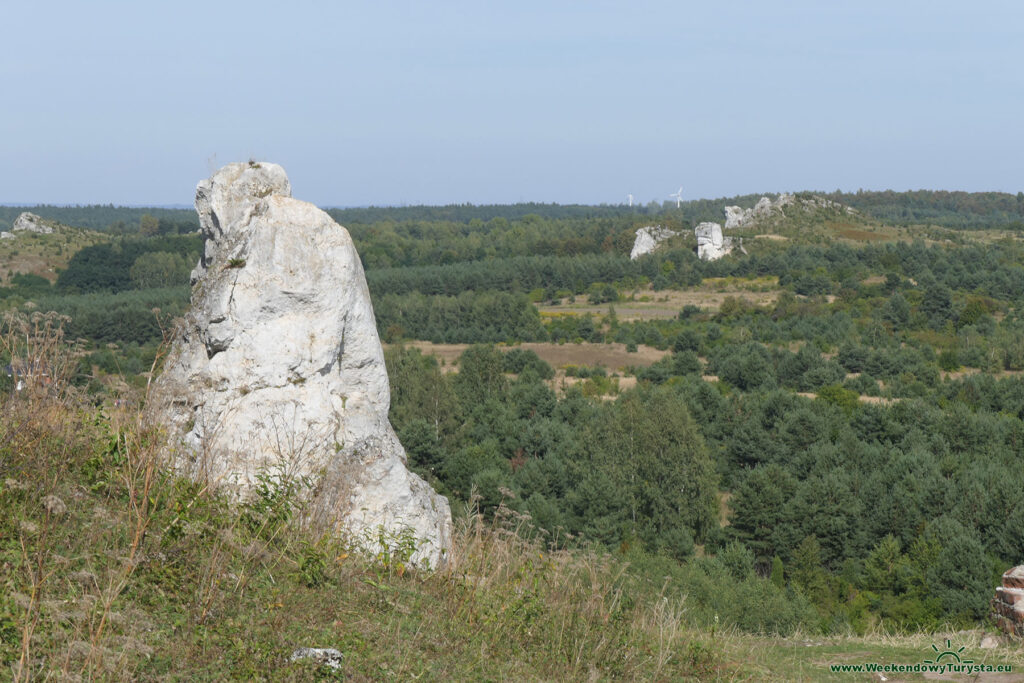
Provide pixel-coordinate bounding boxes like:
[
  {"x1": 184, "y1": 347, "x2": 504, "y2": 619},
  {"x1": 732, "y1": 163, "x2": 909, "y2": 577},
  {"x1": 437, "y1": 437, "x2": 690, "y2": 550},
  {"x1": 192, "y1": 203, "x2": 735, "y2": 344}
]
[
  {"x1": 835, "y1": 227, "x2": 890, "y2": 242},
  {"x1": 941, "y1": 368, "x2": 1024, "y2": 380},
  {"x1": 858, "y1": 395, "x2": 900, "y2": 405},
  {"x1": 540, "y1": 289, "x2": 781, "y2": 319},
  {"x1": 387, "y1": 341, "x2": 669, "y2": 373},
  {"x1": 537, "y1": 278, "x2": 784, "y2": 319},
  {"x1": 718, "y1": 492, "x2": 733, "y2": 527}
]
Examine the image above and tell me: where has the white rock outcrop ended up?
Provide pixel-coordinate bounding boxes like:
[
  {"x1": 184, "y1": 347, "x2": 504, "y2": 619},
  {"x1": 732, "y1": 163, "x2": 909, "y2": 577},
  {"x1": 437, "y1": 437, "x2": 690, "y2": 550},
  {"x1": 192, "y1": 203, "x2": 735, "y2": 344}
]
[
  {"x1": 724, "y1": 193, "x2": 796, "y2": 230},
  {"x1": 12, "y1": 212, "x2": 55, "y2": 234},
  {"x1": 723, "y1": 193, "x2": 853, "y2": 230},
  {"x1": 630, "y1": 225, "x2": 680, "y2": 260},
  {"x1": 723, "y1": 206, "x2": 748, "y2": 230},
  {"x1": 629, "y1": 192, "x2": 853, "y2": 261},
  {"x1": 695, "y1": 222, "x2": 744, "y2": 261},
  {"x1": 0, "y1": 232, "x2": 14, "y2": 240},
  {"x1": 149, "y1": 162, "x2": 452, "y2": 567}
]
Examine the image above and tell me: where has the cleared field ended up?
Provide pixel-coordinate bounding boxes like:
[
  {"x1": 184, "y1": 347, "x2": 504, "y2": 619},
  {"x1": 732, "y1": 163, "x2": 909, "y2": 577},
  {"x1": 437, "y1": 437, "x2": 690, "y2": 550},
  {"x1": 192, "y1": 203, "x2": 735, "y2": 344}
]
[
  {"x1": 941, "y1": 367, "x2": 1024, "y2": 380},
  {"x1": 0, "y1": 227, "x2": 108, "y2": 284},
  {"x1": 539, "y1": 278, "x2": 783, "y2": 319},
  {"x1": 828, "y1": 221, "x2": 891, "y2": 242},
  {"x1": 387, "y1": 341, "x2": 669, "y2": 373},
  {"x1": 551, "y1": 374, "x2": 638, "y2": 397}
]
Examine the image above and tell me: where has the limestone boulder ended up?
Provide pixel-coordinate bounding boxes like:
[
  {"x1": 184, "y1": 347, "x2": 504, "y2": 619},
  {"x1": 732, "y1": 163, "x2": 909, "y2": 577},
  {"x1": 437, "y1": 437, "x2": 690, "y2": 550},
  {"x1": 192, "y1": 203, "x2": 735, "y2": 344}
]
[
  {"x1": 695, "y1": 222, "x2": 744, "y2": 261},
  {"x1": 149, "y1": 162, "x2": 452, "y2": 568},
  {"x1": 12, "y1": 212, "x2": 54, "y2": 234},
  {"x1": 629, "y1": 225, "x2": 680, "y2": 260}
]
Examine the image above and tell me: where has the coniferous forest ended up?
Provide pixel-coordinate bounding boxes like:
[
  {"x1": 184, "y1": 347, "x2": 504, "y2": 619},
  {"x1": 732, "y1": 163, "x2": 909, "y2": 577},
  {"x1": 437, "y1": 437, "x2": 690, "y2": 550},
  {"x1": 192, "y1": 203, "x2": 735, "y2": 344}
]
[{"x1": 3, "y1": 192, "x2": 1024, "y2": 660}]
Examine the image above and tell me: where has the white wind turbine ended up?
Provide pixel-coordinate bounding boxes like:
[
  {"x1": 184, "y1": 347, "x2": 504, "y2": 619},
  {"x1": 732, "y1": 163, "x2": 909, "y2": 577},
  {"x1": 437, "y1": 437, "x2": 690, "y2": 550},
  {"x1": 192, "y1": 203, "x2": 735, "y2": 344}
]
[
  {"x1": 669, "y1": 186, "x2": 683, "y2": 208},
  {"x1": 627, "y1": 193, "x2": 634, "y2": 207}
]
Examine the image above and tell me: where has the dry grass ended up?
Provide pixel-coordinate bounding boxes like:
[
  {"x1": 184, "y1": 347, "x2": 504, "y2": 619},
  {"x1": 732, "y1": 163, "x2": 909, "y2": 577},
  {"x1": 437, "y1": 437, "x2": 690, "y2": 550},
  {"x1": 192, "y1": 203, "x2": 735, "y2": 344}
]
[
  {"x1": 385, "y1": 341, "x2": 665, "y2": 398},
  {"x1": 0, "y1": 227, "x2": 107, "y2": 284},
  {"x1": 716, "y1": 492, "x2": 733, "y2": 528},
  {"x1": 710, "y1": 626, "x2": 1024, "y2": 681},
  {"x1": 3, "y1": 317, "x2": 1022, "y2": 680},
  {"x1": 539, "y1": 279, "x2": 783, "y2": 318},
  {"x1": 0, "y1": 317, "x2": 730, "y2": 680},
  {"x1": 387, "y1": 340, "x2": 669, "y2": 373},
  {"x1": 941, "y1": 368, "x2": 1024, "y2": 381},
  {"x1": 831, "y1": 223, "x2": 891, "y2": 242}
]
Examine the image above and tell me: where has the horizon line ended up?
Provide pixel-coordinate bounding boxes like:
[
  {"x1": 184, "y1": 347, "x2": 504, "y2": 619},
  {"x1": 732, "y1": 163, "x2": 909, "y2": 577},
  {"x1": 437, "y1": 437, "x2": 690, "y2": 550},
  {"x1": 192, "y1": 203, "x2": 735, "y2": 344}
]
[{"x1": 2, "y1": 188, "x2": 1022, "y2": 212}]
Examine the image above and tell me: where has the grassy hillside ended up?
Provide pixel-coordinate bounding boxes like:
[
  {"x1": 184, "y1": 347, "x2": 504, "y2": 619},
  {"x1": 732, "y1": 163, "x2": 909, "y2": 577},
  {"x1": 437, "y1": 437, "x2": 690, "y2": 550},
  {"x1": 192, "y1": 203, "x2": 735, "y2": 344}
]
[
  {"x1": 5, "y1": 197, "x2": 1024, "y2": 679},
  {"x1": 1, "y1": 315, "x2": 1023, "y2": 681},
  {"x1": 0, "y1": 225, "x2": 108, "y2": 285}
]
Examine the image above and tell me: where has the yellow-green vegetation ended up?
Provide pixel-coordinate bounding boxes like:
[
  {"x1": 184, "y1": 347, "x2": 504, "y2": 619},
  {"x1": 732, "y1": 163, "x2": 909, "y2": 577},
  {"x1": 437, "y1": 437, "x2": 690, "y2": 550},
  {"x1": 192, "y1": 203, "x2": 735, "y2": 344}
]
[
  {"x1": 1, "y1": 318, "x2": 728, "y2": 680},
  {"x1": 714, "y1": 631, "x2": 1024, "y2": 681},
  {"x1": 725, "y1": 198, "x2": 1024, "y2": 249},
  {"x1": 3, "y1": 318, "x2": 1021, "y2": 681},
  {"x1": 0, "y1": 380, "x2": 732, "y2": 679},
  {"x1": 538, "y1": 280, "x2": 785, "y2": 319},
  {"x1": 9, "y1": 194, "x2": 1024, "y2": 679},
  {"x1": 0, "y1": 226, "x2": 108, "y2": 285},
  {"x1": 3, "y1": 380, "x2": 1022, "y2": 680}
]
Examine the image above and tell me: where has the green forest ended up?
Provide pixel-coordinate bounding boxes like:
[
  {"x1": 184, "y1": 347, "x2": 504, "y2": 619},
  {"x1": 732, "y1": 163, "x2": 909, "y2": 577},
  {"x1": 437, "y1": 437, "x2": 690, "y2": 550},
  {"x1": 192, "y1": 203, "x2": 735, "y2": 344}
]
[{"x1": 3, "y1": 191, "x2": 1024, "y2": 639}]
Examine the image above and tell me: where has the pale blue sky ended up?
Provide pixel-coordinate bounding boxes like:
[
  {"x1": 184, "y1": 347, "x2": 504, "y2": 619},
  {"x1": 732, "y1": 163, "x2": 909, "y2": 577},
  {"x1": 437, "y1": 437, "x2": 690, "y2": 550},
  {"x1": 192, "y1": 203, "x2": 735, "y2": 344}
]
[{"x1": 2, "y1": 1, "x2": 1022, "y2": 206}]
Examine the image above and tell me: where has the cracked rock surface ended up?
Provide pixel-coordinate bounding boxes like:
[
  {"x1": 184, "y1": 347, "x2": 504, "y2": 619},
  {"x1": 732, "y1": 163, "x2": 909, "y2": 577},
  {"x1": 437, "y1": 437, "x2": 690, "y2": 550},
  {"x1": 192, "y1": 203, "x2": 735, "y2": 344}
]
[{"x1": 149, "y1": 162, "x2": 452, "y2": 567}]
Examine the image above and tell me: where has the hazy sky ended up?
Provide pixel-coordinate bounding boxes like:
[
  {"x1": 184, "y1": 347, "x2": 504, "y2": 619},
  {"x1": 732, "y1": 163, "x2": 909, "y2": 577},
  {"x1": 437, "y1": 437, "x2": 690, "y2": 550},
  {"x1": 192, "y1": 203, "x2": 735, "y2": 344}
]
[{"x1": 2, "y1": 1, "x2": 1022, "y2": 206}]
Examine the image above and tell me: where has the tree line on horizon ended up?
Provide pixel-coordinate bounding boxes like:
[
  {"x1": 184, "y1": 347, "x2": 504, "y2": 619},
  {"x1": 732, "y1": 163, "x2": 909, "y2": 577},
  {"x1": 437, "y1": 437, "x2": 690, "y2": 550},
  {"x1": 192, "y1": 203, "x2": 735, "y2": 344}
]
[{"x1": 3, "y1": 188, "x2": 1023, "y2": 234}]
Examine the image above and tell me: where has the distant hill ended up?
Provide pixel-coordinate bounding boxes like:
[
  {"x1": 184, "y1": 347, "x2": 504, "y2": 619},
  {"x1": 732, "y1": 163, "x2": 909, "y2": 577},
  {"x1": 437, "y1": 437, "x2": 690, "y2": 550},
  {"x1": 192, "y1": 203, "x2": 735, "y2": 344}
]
[
  {"x1": 827, "y1": 189, "x2": 1024, "y2": 229},
  {"x1": 0, "y1": 205, "x2": 198, "y2": 233},
  {"x1": 4, "y1": 190, "x2": 1023, "y2": 234},
  {"x1": 0, "y1": 218, "x2": 108, "y2": 284}
]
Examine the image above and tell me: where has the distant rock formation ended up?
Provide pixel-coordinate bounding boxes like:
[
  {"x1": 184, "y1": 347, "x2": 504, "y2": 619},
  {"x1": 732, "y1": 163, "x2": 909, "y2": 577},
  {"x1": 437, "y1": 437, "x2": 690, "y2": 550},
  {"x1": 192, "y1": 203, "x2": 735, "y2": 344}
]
[
  {"x1": 992, "y1": 565, "x2": 1024, "y2": 638},
  {"x1": 149, "y1": 162, "x2": 452, "y2": 567},
  {"x1": 12, "y1": 212, "x2": 55, "y2": 234},
  {"x1": 724, "y1": 193, "x2": 796, "y2": 230},
  {"x1": 630, "y1": 225, "x2": 680, "y2": 260},
  {"x1": 631, "y1": 192, "x2": 852, "y2": 261},
  {"x1": 695, "y1": 222, "x2": 744, "y2": 261},
  {"x1": 0, "y1": 232, "x2": 14, "y2": 240},
  {"x1": 724, "y1": 193, "x2": 854, "y2": 230}
]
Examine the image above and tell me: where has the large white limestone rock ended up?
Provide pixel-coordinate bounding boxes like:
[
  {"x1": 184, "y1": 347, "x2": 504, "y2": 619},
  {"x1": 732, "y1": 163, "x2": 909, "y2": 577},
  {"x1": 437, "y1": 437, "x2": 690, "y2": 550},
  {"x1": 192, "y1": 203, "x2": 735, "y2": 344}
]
[
  {"x1": 150, "y1": 162, "x2": 452, "y2": 567},
  {"x1": 630, "y1": 225, "x2": 680, "y2": 260},
  {"x1": 695, "y1": 222, "x2": 744, "y2": 261},
  {"x1": 12, "y1": 212, "x2": 54, "y2": 234},
  {"x1": 695, "y1": 222, "x2": 725, "y2": 260}
]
